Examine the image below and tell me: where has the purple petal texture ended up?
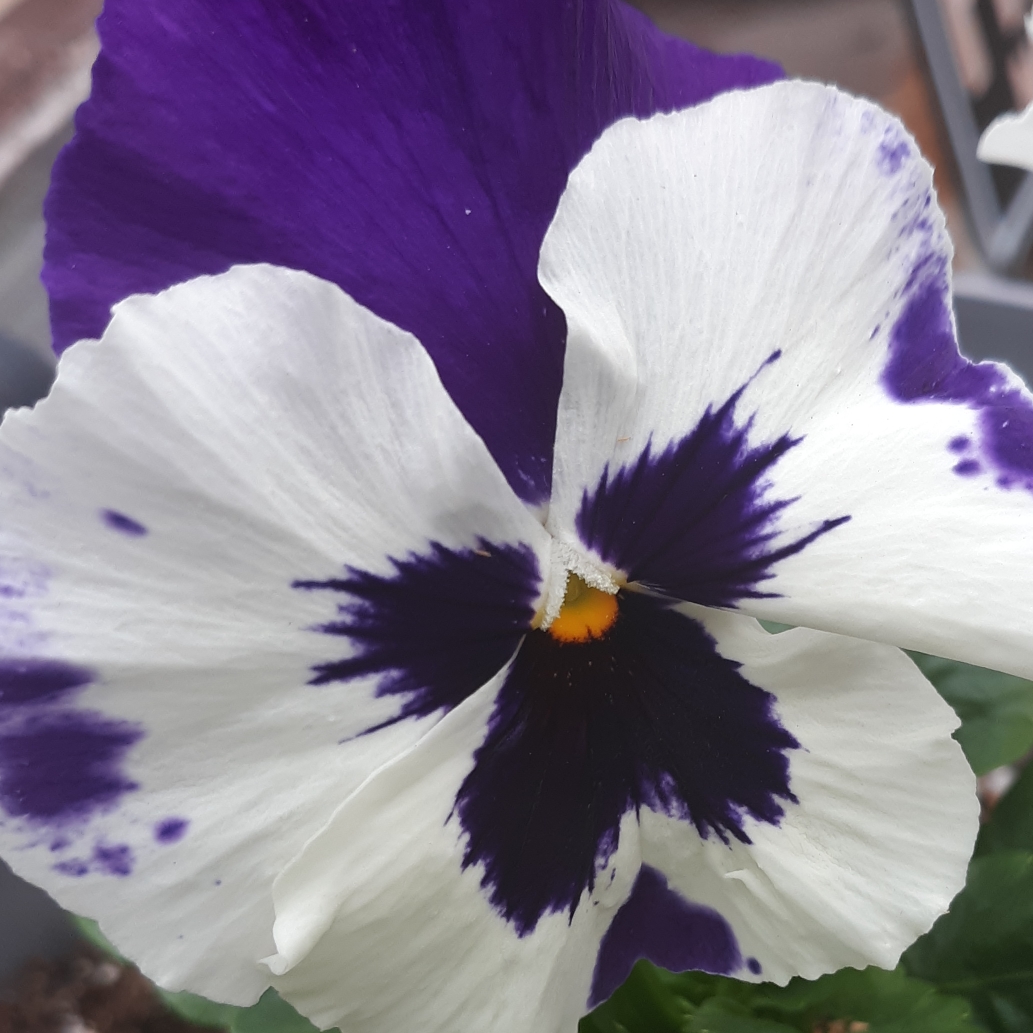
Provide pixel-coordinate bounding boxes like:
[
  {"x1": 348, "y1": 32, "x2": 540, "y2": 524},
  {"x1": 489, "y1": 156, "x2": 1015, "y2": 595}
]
[
  {"x1": 43, "y1": 0, "x2": 781, "y2": 502},
  {"x1": 589, "y1": 865, "x2": 742, "y2": 1007}
]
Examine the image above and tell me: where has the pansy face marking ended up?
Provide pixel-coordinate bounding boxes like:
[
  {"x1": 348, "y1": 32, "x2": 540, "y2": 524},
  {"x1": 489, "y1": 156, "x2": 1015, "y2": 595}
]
[{"x1": 296, "y1": 375, "x2": 821, "y2": 939}]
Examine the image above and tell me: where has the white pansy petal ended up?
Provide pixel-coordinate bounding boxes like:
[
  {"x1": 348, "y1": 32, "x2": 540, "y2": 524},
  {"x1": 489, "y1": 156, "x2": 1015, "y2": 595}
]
[
  {"x1": 0, "y1": 264, "x2": 549, "y2": 1003},
  {"x1": 978, "y1": 100, "x2": 1033, "y2": 171},
  {"x1": 589, "y1": 605, "x2": 975, "y2": 997},
  {"x1": 541, "y1": 79, "x2": 1033, "y2": 675},
  {"x1": 268, "y1": 672, "x2": 637, "y2": 1033}
]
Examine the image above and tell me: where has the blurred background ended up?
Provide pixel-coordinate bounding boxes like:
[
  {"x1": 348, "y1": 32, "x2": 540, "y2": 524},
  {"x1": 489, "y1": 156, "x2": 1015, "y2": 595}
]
[{"x1": 1, "y1": 0, "x2": 1033, "y2": 1021}]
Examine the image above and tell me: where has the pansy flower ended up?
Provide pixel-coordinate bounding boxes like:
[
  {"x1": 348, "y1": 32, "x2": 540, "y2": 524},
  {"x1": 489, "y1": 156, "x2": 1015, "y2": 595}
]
[{"x1": 1, "y1": 2, "x2": 1032, "y2": 1032}]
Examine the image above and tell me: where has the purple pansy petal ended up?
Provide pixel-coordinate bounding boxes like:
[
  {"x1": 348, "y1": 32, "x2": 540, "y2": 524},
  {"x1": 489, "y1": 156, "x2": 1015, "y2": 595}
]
[
  {"x1": 634, "y1": 606, "x2": 975, "y2": 986},
  {"x1": 541, "y1": 81, "x2": 1033, "y2": 677},
  {"x1": 43, "y1": 0, "x2": 780, "y2": 502},
  {"x1": 0, "y1": 265, "x2": 549, "y2": 1006}
]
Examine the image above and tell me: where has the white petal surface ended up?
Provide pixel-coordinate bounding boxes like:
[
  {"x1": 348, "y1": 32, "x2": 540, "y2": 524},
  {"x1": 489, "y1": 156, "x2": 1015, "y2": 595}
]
[
  {"x1": 269, "y1": 670, "x2": 638, "y2": 1033},
  {"x1": 637, "y1": 606, "x2": 977, "y2": 984},
  {"x1": 541, "y1": 79, "x2": 1033, "y2": 676},
  {"x1": 0, "y1": 264, "x2": 549, "y2": 1002},
  {"x1": 978, "y1": 100, "x2": 1033, "y2": 171}
]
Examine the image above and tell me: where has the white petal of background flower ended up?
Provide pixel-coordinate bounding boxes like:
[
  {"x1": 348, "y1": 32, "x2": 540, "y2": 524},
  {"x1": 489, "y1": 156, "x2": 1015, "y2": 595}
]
[
  {"x1": 978, "y1": 99, "x2": 1033, "y2": 171},
  {"x1": 644, "y1": 605, "x2": 977, "y2": 984},
  {"x1": 0, "y1": 264, "x2": 550, "y2": 1004},
  {"x1": 269, "y1": 667, "x2": 638, "y2": 1033},
  {"x1": 541, "y1": 79, "x2": 1033, "y2": 678}
]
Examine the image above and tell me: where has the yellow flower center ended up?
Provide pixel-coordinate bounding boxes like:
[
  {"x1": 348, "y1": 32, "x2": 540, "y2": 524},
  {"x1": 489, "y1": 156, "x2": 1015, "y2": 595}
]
[{"x1": 548, "y1": 575, "x2": 618, "y2": 644}]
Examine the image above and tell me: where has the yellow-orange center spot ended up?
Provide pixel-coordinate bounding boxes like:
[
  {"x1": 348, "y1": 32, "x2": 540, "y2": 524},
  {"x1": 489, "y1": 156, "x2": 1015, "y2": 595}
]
[{"x1": 548, "y1": 575, "x2": 618, "y2": 643}]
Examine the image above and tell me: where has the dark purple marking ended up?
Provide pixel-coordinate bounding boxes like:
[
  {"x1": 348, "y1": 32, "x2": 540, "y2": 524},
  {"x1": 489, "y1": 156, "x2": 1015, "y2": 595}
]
[
  {"x1": 0, "y1": 659, "x2": 93, "y2": 708},
  {"x1": 576, "y1": 378, "x2": 849, "y2": 605},
  {"x1": 93, "y1": 842, "x2": 133, "y2": 876},
  {"x1": 43, "y1": 0, "x2": 780, "y2": 504},
  {"x1": 747, "y1": 957, "x2": 762, "y2": 975},
  {"x1": 954, "y1": 459, "x2": 981, "y2": 477},
  {"x1": 886, "y1": 262, "x2": 1033, "y2": 489},
  {"x1": 0, "y1": 711, "x2": 142, "y2": 825},
  {"x1": 101, "y1": 510, "x2": 148, "y2": 537},
  {"x1": 295, "y1": 541, "x2": 539, "y2": 730},
  {"x1": 589, "y1": 865, "x2": 742, "y2": 1006},
  {"x1": 948, "y1": 435, "x2": 970, "y2": 454},
  {"x1": 155, "y1": 817, "x2": 189, "y2": 843},
  {"x1": 455, "y1": 592, "x2": 797, "y2": 935}
]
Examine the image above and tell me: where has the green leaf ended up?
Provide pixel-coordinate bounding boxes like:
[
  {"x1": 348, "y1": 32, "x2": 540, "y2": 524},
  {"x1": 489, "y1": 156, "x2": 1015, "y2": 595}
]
[
  {"x1": 909, "y1": 653, "x2": 1033, "y2": 775},
  {"x1": 157, "y1": 989, "x2": 239, "y2": 1029},
  {"x1": 582, "y1": 962, "x2": 978, "y2": 1033},
  {"x1": 579, "y1": 961, "x2": 690, "y2": 1033},
  {"x1": 229, "y1": 989, "x2": 321, "y2": 1033},
  {"x1": 978, "y1": 762, "x2": 1033, "y2": 855},
  {"x1": 685, "y1": 999, "x2": 797, "y2": 1033},
  {"x1": 904, "y1": 851, "x2": 1033, "y2": 1033}
]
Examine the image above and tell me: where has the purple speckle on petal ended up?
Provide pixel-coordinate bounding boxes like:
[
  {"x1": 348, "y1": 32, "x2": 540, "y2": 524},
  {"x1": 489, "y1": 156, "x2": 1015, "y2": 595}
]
[
  {"x1": 877, "y1": 135, "x2": 911, "y2": 175},
  {"x1": 747, "y1": 957, "x2": 762, "y2": 975},
  {"x1": 55, "y1": 858, "x2": 89, "y2": 877},
  {"x1": 93, "y1": 842, "x2": 133, "y2": 876},
  {"x1": 885, "y1": 261, "x2": 1033, "y2": 490},
  {"x1": 590, "y1": 866, "x2": 743, "y2": 1006},
  {"x1": 155, "y1": 817, "x2": 189, "y2": 843},
  {"x1": 102, "y1": 510, "x2": 147, "y2": 537}
]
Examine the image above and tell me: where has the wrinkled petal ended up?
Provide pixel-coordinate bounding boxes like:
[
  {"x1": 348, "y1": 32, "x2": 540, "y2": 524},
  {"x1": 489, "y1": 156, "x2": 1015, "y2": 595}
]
[
  {"x1": 42, "y1": 0, "x2": 780, "y2": 502},
  {"x1": 541, "y1": 79, "x2": 1033, "y2": 676},
  {"x1": 0, "y1": 265, "x2": 547, "y2": 1002},
  {"x1": 977, "y1": 100, "x2": 1033, "y2": 171},
  {"x1": 590, "y1": 607, "x2": 976, "y2": 998},
  {"x1": 268, "y1": 670, "x2": 639, "y2": 1033}
]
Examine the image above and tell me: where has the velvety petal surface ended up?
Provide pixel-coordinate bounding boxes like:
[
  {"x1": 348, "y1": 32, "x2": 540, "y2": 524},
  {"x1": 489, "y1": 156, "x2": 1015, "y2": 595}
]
[
  {"x1": 268, "y1": 671, "x2": 638, "y2": 1033},
  {"x1": 541, "y1": 79, "x2": 1033, "y2": 676},
  {"x1": 42, "y1": 0, "x2": 780, "y2": 502},
  {"x1": 0, "y1": 265, "x2": 548, "y2": 1004},
  {"x1": 591, "y1": 607, "x2": 976, "y2": 998}
]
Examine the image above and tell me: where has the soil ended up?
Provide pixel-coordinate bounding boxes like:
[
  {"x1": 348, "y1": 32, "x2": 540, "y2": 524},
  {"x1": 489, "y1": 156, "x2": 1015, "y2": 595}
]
[{"x1": 0, "y1": 947, "x2": 217, "y2": 1033}]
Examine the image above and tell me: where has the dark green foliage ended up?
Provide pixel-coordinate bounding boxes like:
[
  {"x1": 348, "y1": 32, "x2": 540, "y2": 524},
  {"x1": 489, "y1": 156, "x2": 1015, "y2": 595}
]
[
  {"x1": 909, "y1": 653, "x2": 1033, "y2": 775},
  {"x1": 580, "y1": 962, "x2": 979, "y2": 1033}
]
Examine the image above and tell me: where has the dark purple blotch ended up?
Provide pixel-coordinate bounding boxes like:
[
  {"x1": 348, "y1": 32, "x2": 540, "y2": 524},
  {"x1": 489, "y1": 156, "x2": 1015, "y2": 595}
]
[
  {"x1": 576, "y1": 376, "x2": 849, "y2": 606},
  {"x1": 454, "y1": 592, "x2": 797, "y2": 935},
  {"x1": 747, "y1": 957, "x2": 762, "y2": 975},
  {"x1": 155, "y1": 817, "x2": 189, "y2": 843},
  {"x1": 0, "y1": 658, "x2": 92, "y2": 708},
  {"x1": 589, "y1": 865, "x2": 743, "y2": 1006},
  {"x1": 0, "y1": 659, "x2": 142, "y2": 829},
  {"x1": 295, "y1": 540, "x2": 539, "y2": 732},
  {"x1": 0, "y1": 711, "x2": 142, "y2": 825},
  {"x1": 101, "y1": 510, "x2": 148, "y2": 537},
  {"x1": 886, "y1": 260, "x2": 1033, "y2": 488}
]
